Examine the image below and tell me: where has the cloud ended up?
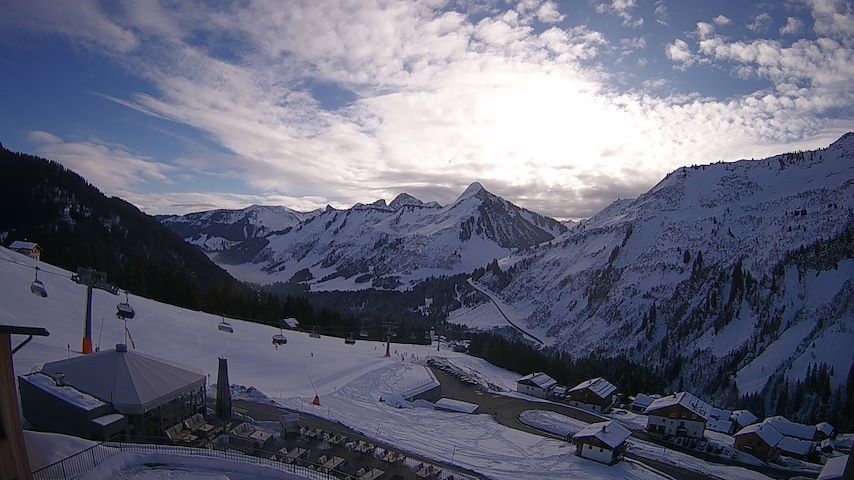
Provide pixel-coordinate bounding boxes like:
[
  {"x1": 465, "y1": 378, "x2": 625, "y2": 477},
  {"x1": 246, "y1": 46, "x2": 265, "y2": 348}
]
[
  {"x1": 28, "y1": 131, "x2": 174, "y2": 196},
  {"x1": 4, "y1": 0, "x2": 853, "y2": 219},
  {"x1": 536, "y1": 2, "x2": 565, "y2": 24},
  {"x1": 696, "y1": 22, "x2": 715, "y2": 40},
  {"x1": 0, "y1": 0, "x2": 138, "y2": 53},
  {"x1": 665, "y1": 39, "x2": 695, "y2": 65},
  {"x1": 653, "y1": 1, "x2": 669, "y2": 26},
  {"x1": 713, "y1": 15, "x2": 732, "y2": 27},
  {"x1": 808, "y1": 0, "x2": 854, "y2": 45},
  {"x1": 596, "y1": 0, "x2": 644, "y2": 27},
  {"x1": 780, "y1": 17, "x2": 804, "y2": 35},
  {"x1": 28, "y1": 130, "x2": 62, "y2": 145},
  {"x1": 748, "y1": 12, "x2": 773, "y2": 33}
]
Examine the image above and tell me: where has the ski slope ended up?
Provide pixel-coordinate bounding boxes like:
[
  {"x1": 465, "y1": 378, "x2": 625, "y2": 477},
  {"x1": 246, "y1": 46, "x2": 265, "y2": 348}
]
[{"x1": 2, "y1": 247, "x2": 774, "y2": 479}]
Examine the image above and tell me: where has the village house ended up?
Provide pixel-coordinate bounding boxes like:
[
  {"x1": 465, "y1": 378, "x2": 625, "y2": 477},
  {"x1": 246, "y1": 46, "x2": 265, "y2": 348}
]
[
  {"x1": 571, "y1": 421, "x2": 631, "y2": 465},
  {"x1": 777, "y1": 436, "x2": 815, "y2": 461},
  {"x1": 733, "y1": 422, "x2": 784, "y2": 461},
  {"x1": 644, "y1": 391, "x2": 711, "y2": 439},
  {"x1": 516, "y1": 372, "x2": 557, "y2": 399},
  {"x1": 731, "y1": 409, "x2": 759, "y2": 430},
  {"x1": 817, "y1": 454, "x2": 852, "y2": 480},
  {"x1": 815, "y1": 422, "x2": 835, "y2": 440},
  {"x1": 565, "y1": 377, "x2": 617, "y2": 413},
  {"x1": 764, "y1": 415, "x2": 817, "y2": 441},
  {"x1": 629, "y1": 393, "x2": 660, "y2": 413},
  {"x1": 8, "y1": 240, "x2": 42, "y2": 261},
  {"x1": 734, "y1": 417, "x2": 818, "y2": 461}
]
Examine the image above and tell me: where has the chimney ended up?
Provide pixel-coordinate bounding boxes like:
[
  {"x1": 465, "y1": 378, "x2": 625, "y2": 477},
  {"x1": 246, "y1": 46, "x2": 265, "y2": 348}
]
[{"x1": 56, "y1": 373, "x2": 65, "y2": 386}]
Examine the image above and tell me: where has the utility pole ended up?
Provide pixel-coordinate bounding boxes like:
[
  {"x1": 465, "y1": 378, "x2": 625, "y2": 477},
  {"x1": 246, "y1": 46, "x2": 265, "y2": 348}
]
[{"x1": 72, "y1": 267, "x2": 118, "y2": 354}]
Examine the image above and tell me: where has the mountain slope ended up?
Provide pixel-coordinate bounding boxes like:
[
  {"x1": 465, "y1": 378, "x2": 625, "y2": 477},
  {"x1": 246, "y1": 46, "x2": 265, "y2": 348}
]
[
  {"x1": 476, "y1": 133, "x2": 854, "y2": 401},
  {"x1": 157, "y1": 205, "x2": 319, "y2": 251},
  {"x1": 163, "y1": 182, "x2": 567, "y2": 289},
  {"x1": 0, "y1": 145, "x2": 282, "y2": 322}
]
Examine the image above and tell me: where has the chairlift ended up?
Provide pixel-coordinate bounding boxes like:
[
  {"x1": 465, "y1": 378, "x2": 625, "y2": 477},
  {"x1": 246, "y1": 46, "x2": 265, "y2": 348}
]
[
  {"x1": 218, "y1": 317, "x2": 234, "y2": 333},
  {"x1": 272, "y1": 323, "x2": 288, "y2": 346},
  {"x1": 359, "y1": 328, "x2": 369, "y2": 338},
  {"x1": 309, "y1": 326, "x2": 321, "y2": 339},
  {"x1": 344, "y1": 333, "x2": 356, "y2": 345},
  {"x1": 30, "y1": 267, "x2": 47, "y2": 298},
  {"x1": 115, "y1": 290, "x2": 135, "y2": 319}
]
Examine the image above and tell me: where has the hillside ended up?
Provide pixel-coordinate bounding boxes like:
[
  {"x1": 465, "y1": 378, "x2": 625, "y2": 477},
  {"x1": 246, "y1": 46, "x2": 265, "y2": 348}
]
[
  {"x1": 157, "y1": 204, "x2": 320, "y2": 251},
  {"x1": 0, "y1": 146, "x2": 282, "y2": 323},
  {"x1": 471, "y1": 133, "x2": 854, "y2": 415},
  {"x1": 162, "y1": 182, "x2": 567, "y2": 289}
]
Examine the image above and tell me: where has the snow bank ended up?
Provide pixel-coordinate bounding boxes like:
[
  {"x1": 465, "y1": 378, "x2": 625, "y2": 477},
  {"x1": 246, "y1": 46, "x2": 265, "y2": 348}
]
[{"x1": 25, "y1": 430, "x2": 98, "y2": 471}]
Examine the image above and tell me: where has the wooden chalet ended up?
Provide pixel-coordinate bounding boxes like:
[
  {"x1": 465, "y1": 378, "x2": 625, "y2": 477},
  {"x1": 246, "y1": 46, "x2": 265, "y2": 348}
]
[
  {"x1": 565, "y1": 377, "x2": 617, "y2": 413},
  {"x1": 644, "y1": 391, "x2": 711, "y2": 439},
  {"x1": 733, "y1": 422, "x2": 783, "y2": 461},
  {"x1": 516, "y1": 372, "x2": 557, "y2": 399},
  {"x1": 571, "y1": 421, "x2": 631, "y2": 465},
  {"x1": 8, "y1": 241, "x2": 41, "y2": 261}
]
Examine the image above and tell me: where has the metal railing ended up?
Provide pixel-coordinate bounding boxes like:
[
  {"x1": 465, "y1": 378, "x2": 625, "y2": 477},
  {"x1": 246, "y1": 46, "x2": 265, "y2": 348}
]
[
  {"x1": 32, "y1": 443, "x2": 119, "y2": 480},
  {"x1": 32, "y1": 440, "x2": 356, "y2": 480}
]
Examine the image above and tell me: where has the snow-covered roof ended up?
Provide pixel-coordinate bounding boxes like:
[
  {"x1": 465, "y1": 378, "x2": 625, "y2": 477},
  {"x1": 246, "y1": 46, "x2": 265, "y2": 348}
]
[
  {"x1": 734, "y1": 422, "x2": 783, "y2": 447},
  {"x1": 731, "y1": 409, "x2": 758, "y2": 426},
  {"x1": 400, "y1": 379, "x2": 441, "y2": 401},
  {"x1": 764, "y1": 416, "x2": 816, "y2": 441},
  {"x1": 434, "y1": 398, "x2": 479, "y2": 414},
  {"x1": 572, "y1": 421, "x2": 631, "y2": 449},
  {"x1": 631, "y1": 393, "x2": 660, "y2": 408},
  {"x1": 816, "y1": 422, "x2": 835, "y2": 436},
  {"x1": 568, "y1": 377, "x2": 617, "y2": 400},
  {"x1": 707, "y1": 418, "x2": 733, "y2": 434},
  {"x1": 778, "y1": 436, "x2": 814, "y2": 456},
  {"x1": 553, "y1": 386, "x2": 566, "y2": 396},
  {"x1": 282, "y1": 317, "x2": 299, "y2": 328},
  {"x1": 9, "y1": 240, "x2": 38, "y2": 250},
  {"x1": 92, "y1": 413, "x2": 125, "y2": 426},
  {"x1": 42, "y1": 346, "x2": 206, "y2": 414},
  {"x1": 817, "y1": 454, "x2": 850, "y2": 480},
  {"x1": 517, "y1": 372, "x2": 557, "y2": 390},
  {"x1": 709, "y1": 407, "x2": 732, "y2": 420},
  {"x1": 644, "y1": 392, "x2": 712, "y2": 420},
  {"x1": 23, "y1": 373, "x2": 107, "y2": 411}
]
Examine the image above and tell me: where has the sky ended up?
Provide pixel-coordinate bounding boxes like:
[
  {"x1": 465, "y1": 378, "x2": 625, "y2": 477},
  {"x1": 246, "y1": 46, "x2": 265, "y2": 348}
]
[{"x1": 0, "y1": 0, "x2": 852, "y2": 220}]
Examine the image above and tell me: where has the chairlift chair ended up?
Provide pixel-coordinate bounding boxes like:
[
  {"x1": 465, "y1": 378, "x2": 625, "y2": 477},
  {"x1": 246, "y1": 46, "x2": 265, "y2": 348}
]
[
  {"x1": 359, "y1": 328, "x2": 369, "y2": 338},
  {"x1": 218, "y1": 317, "x2": 234, "y2": 333},
  {"x1": 344, "y1": 333, "x2": 356, "y2": 345},
  {"x1": 30, "y1": 267, "x2": 47, "y2": 298},
  {"x1": 309, "y1": 326, "x2": 321, "y2": 339},
  {"x1": 116, "y1": 290, "x2": 135, "y2": 319},
  {"x1": 272, "y1": 323, "x2": 288, "y2": 346}
]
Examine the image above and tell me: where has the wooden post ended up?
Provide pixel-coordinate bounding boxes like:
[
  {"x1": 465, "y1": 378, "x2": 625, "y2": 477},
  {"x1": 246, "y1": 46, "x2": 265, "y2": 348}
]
[{"x1": 0, "y1": 332, "x2": 34, "y2": 480}]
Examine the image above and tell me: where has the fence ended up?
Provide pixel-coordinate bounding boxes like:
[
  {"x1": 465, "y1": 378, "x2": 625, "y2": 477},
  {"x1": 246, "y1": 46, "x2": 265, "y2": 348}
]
[{"x1": 32, "y1": 440, "x2": 356, "y2": 480}]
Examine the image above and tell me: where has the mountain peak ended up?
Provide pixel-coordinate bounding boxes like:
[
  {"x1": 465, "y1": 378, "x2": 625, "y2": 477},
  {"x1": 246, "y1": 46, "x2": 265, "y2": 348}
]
[
  {"x1": 389, "y1": 193, "x2": 424, "y2": 209},
  {"x1": 456, "y1": 182, "x2": 488, "y2": 202},
  {"x1": 829, "y1": 131, "x2": 854, "y2": 149}
]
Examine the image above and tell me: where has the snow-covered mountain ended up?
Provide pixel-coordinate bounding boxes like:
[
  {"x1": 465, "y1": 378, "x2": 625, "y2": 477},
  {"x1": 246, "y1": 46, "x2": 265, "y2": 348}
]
[
  {"x1": 161, "y1": 183, "x2": 566, "y2": 289},
  {"x1": 157, "y1": 204, "x2": 320, "y2": 251},
  {"x1": 476, "y1": 133, "x2": 854, "y2": 400}
]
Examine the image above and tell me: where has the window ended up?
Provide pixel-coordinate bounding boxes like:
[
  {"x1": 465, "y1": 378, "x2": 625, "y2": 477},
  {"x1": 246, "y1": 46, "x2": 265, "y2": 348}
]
[
  {"x1": 599, "y1": 448, "x2": 604, "y2": 453},
  {"x1": 588, "y1": 445, "x2": 592, "y2": 449}
]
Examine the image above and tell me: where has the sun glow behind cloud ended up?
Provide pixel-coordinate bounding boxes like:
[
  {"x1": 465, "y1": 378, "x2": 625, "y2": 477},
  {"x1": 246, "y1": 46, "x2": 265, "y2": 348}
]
[{"x1": 2, "y1": 0, "x2": 853, "y2": 219}]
